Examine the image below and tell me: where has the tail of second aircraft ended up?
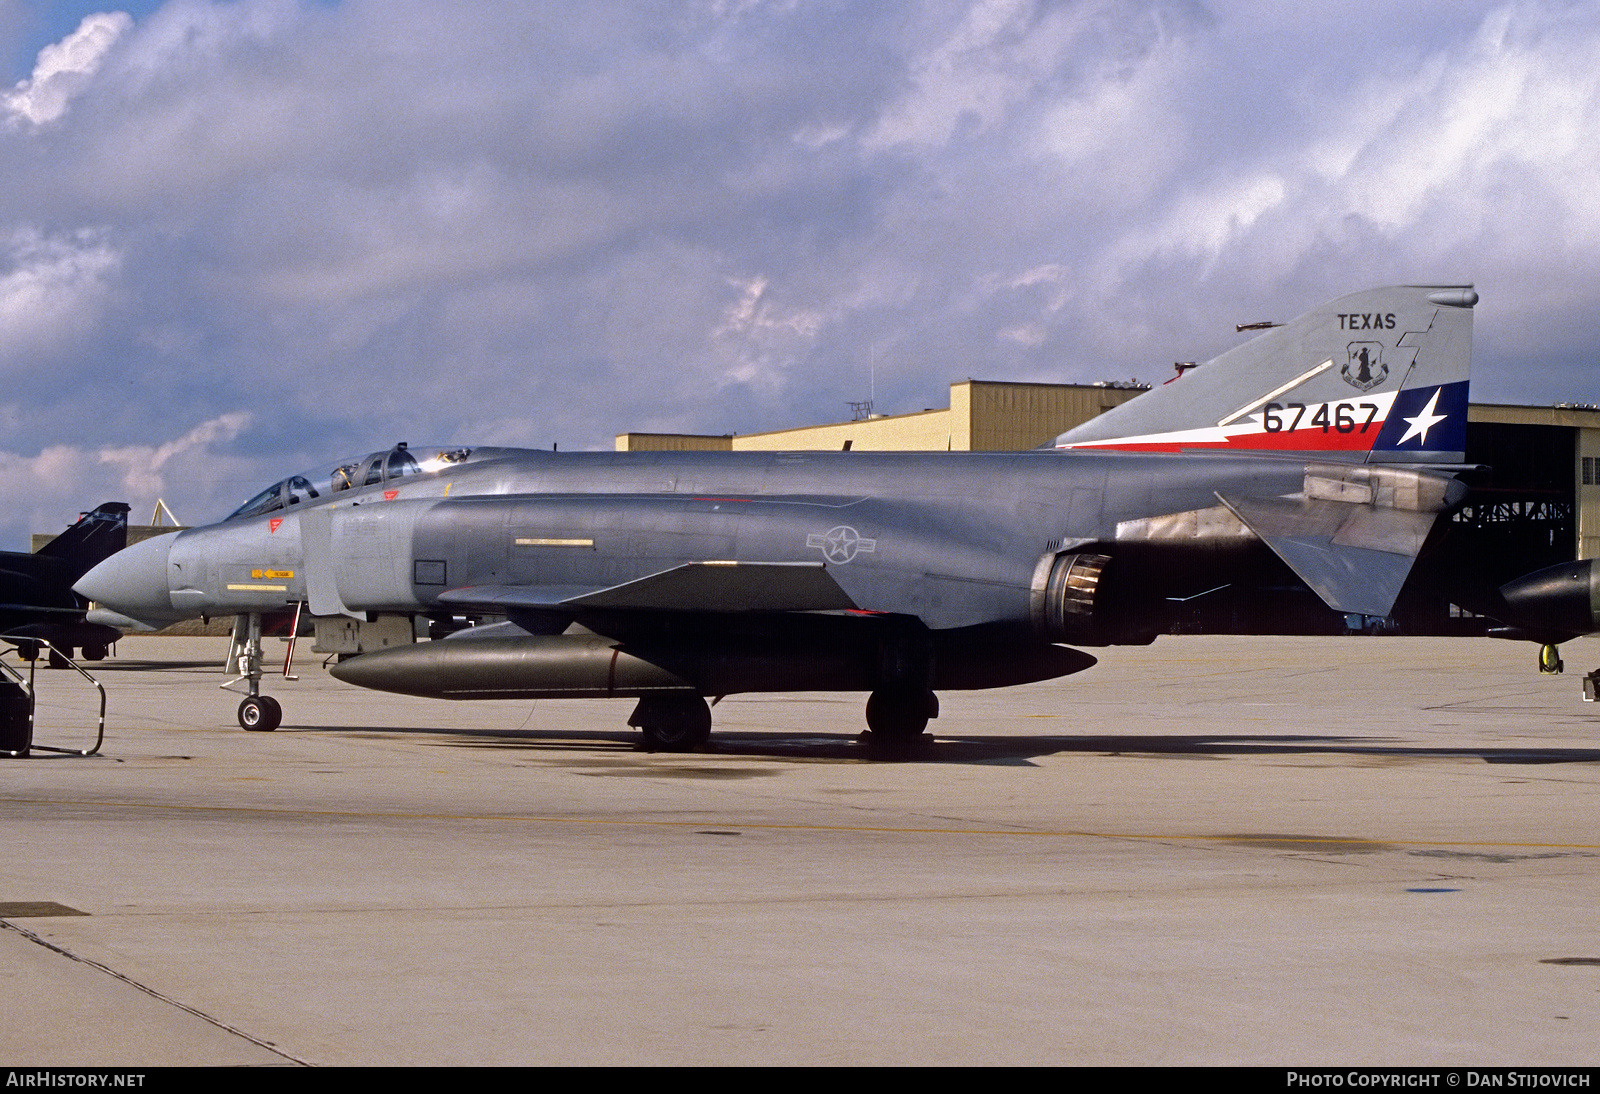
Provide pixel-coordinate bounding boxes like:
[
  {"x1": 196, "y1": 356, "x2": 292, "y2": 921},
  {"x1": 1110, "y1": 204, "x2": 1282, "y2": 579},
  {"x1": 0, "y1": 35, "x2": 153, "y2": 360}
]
[
  {"x1": 35, "y1": 502, "x2": 131, "y2": 580},
  {"x1": 1052, "y1": 284, "x2": 1475, "y2": 463}
]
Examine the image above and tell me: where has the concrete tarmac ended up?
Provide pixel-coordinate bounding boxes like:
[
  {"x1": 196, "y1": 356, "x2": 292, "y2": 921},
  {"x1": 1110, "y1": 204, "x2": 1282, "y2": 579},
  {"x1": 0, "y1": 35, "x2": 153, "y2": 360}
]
[{"x1": 1, "y1": 633, "x2": 1597, "y2": 1066}]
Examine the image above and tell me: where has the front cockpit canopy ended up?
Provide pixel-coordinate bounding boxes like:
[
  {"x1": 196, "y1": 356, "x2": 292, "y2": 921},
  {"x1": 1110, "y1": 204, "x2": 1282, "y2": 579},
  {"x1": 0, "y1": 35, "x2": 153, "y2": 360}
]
[{"x1": 226, "y1": 444, "x2": 474, "y2": 521}]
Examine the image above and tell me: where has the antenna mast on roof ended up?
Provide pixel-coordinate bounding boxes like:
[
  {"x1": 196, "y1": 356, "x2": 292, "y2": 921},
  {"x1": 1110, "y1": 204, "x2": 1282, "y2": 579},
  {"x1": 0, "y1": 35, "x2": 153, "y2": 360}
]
[{"x1": 848, "y1": 344, "x2": 878, "y2": 421}]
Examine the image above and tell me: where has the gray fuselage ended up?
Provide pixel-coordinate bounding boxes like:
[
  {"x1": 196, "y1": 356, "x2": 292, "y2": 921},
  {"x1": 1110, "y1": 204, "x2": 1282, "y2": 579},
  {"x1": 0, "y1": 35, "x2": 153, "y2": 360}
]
[{"x1": 133, "y1": 447, "x2": 1307, "y2": 634}]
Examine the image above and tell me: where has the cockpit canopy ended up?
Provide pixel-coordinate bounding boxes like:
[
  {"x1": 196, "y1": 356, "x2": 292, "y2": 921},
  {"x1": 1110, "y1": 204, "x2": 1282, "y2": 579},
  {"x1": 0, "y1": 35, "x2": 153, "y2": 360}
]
[{"x1": 226, "y1": 444, "x2": 474, "y2": 521}]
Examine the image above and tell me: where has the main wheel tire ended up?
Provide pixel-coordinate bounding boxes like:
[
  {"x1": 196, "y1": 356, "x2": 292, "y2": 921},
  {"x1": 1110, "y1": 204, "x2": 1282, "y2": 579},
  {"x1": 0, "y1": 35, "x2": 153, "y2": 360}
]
[
  {"x1": 632, "y1": 696, "x2": 712, "y2": 752},
  {"x1": 47, "y1": 648, "x2": 71, "y2": 669},
  {"x1": 81, "y1": 645, "x2": 107, "y2": 662},
  {"x1": 865, "y1": 686, "x2": 934, "y2": 740},
  {"x1": 238, "y1": 695, "x2": 282, "y2": 732}
]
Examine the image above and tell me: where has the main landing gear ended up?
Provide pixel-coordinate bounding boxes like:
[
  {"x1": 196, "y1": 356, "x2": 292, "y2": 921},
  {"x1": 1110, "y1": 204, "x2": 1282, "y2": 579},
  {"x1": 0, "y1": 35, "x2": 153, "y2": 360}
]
[
  {"x1": 865, "y1": 686, "x2": 939, "y2": 755},
  {"x1": 865, "y1": 685, "x2": 938, "y2": 739},
  {"x1": 18, "y1": 644, "x2": 74, "y2": 668},
  {"x1": 630, "y1": 694, "x2": 712, "y2": 752},
  {"x1": 16, "y1": 644, "x2": 107, "y2": 666},
  {"x1": 625, "y1": 686, "x2": 940, "y2": 754},
  {"x1": 865, "y1": 628, "x2": 939, "y2": 752}
]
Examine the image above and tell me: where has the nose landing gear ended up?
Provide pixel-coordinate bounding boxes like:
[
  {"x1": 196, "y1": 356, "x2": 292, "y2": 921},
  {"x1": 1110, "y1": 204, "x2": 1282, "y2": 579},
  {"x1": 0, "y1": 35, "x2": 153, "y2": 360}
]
[{"x1": 228, "y1": 612, "x2": 284, "y2": 731}]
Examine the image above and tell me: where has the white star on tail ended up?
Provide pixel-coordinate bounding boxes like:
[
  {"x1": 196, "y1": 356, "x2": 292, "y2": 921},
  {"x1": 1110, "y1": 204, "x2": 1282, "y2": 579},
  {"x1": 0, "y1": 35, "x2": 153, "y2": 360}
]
[{"x1": 1396, "y1": 389, "x2": 1447, "y2": 446}]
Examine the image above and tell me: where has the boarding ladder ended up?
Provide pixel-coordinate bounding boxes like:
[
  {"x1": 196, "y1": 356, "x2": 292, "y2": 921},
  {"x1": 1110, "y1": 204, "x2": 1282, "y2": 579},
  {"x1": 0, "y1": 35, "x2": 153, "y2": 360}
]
[{"x1": 0, "y1": 640, "x2": 107, "y2": 758}]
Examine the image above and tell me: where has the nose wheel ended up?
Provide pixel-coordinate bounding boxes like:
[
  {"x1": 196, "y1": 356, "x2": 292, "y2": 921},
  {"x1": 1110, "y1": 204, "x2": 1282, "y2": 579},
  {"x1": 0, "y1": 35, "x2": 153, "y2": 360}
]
[{"x1": 238, "y1": 695, "x2": 282, "y2": 732}]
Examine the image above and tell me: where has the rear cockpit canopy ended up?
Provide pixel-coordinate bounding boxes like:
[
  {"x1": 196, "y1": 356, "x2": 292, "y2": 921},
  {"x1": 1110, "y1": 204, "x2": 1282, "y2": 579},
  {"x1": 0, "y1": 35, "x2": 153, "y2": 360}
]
[{"x1": 226, "y1": 444, "x2": 474, "y2": 521}]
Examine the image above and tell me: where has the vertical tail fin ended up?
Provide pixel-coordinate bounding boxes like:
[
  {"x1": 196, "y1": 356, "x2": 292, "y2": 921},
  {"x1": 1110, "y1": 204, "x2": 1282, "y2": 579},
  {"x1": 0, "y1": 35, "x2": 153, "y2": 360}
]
[
  {"x1": 36, "y1": 502, "x2": 130, "y2": 579},
  {"x1": 1053, "y1": 285, "x2": 1475, "y2": 463}
]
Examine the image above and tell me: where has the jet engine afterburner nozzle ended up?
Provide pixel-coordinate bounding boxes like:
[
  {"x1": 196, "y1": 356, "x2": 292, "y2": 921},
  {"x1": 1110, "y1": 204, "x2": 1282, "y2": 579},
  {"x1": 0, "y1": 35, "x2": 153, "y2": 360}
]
[{"x1": 1029, "y1": 551, "x2": 1111, "y2": 643}]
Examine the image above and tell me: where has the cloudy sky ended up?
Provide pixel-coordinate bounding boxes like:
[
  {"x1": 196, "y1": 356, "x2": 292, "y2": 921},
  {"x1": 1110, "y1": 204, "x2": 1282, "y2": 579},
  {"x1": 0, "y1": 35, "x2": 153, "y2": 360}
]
[{"x1": 1, "y1": 0, "x2": 1598, "y2": 547}]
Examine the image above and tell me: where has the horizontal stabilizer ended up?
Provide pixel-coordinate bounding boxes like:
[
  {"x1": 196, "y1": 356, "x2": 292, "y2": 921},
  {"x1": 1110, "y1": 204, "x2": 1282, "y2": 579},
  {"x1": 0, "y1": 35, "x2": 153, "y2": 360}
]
[
  {"x1": 438, "y1": 561, "x2": 858, "y2": 614},
  {"x1": 1216, "y1": 492, "x2": 1439, "y2": 617}
]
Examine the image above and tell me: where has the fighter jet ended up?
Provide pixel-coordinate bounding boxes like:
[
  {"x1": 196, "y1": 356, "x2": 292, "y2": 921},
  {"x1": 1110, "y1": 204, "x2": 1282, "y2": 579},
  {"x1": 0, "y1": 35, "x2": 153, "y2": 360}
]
[
  {"x1": 1470, "y1": 558, "x2": 1599, "y2": 695},
  {"x1": 1497, "y1": 560, "x2": 1599, "y2": 642},
  {"x1": 1, "y1": 502, "x2": 129, "y2": 665},
  {"x1": 76, "y1": 285, "x2": 1477, "y2": 747}
]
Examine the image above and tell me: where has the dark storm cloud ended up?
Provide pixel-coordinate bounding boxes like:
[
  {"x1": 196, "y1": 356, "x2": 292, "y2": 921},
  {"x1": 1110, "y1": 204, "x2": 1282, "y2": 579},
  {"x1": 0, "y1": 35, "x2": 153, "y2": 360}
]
[{"x1": 0, "y1": 0, "x2": 1595, "y2": 545}]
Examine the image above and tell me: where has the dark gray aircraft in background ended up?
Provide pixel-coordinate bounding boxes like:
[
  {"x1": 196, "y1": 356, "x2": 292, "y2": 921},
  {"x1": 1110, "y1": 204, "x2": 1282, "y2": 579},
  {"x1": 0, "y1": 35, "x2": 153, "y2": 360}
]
[
  {"x1": 77, "y1": 284, "x2": 1478, "y2": 747},
  {"x1": 0, "y1": 502, "x2": 128, "y2": 666},
  {"x1": 1489, "y1": 559, "x2": 1600, "y2": 699}
]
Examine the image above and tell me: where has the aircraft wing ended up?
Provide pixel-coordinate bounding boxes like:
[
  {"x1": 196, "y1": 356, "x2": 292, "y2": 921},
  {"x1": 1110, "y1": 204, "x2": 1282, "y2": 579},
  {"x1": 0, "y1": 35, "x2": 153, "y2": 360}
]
[{"x1": 437, "y1": 560, "x2": 858, "y2": 614}]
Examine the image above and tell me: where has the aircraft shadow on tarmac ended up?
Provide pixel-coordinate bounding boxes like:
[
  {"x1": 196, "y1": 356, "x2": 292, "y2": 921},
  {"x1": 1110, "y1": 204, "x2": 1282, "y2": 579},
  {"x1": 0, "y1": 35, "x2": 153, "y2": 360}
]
[
  {"x1": 40, "y1": 657, "x2": 226, "y2": 672},
  {"x1": 283, "y1": 724, "x2": 1600, "y2": 767}
]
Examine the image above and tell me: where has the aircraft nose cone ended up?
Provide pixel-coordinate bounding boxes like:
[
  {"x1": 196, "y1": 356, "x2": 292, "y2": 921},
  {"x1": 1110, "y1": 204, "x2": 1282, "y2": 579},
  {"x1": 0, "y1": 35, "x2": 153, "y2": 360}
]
[{"x1": 73, "y1": 533, "x2": 176, "y2": 621}]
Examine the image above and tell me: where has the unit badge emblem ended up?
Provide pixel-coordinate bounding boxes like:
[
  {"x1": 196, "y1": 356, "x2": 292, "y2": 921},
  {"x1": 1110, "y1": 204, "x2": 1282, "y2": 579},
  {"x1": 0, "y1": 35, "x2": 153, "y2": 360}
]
[{"x1": 1342, "y1": 342, "x2": 1388, "y2": 392}]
